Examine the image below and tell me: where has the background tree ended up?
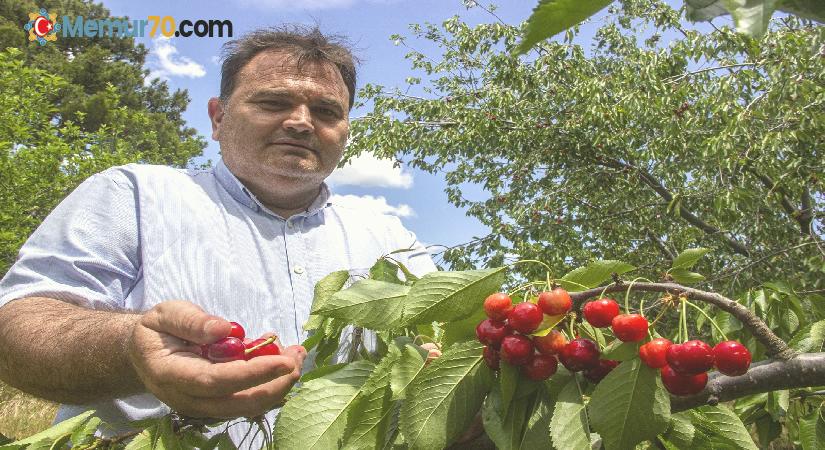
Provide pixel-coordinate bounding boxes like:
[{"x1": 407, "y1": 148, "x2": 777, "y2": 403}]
[
  {"x1": 347, "y1": 0, "x2": 823, "y2": 445},
  {"x1": 0, "y1": 0, "x2": 206, "y2": 437}
]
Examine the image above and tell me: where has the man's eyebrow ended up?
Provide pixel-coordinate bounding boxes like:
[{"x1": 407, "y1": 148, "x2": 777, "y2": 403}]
[{"x1": 249, "y1": 89, "x2": 345, "y2": 110}]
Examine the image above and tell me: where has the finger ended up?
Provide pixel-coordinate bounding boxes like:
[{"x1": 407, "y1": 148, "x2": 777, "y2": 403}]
[
  {"x1": 152, "y1": 352, "x2": 298, "y2": 398},
  {"x1": 280, "y1": 345, "x2": 308, "y2": 371},
  {"x1": 142, "y1": 300, "x2": 231, "y2": 344},
  {"x1": 201, "y1": 365, "x2": 302, "y2": 418},
  {"x1": 420, "y1": 343, "x2": 440, "y2": 351}
]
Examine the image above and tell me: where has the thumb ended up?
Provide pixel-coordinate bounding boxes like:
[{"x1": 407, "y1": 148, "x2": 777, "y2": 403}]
[{"x1": 141, "y1": 300, "x2": 231, "y2": 345}]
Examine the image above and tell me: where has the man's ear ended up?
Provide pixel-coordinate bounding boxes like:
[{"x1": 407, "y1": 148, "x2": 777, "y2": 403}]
[{"x1": 207, "y1": 97, "x2": 225, "y2": 141}]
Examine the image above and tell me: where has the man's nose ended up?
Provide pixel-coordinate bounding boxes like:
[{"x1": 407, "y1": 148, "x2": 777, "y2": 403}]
[{"x1": 283, "y1": 105, "x2": 314, "y2": 134}]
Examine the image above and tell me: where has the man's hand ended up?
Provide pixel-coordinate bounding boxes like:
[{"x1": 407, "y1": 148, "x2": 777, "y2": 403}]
[{"x1": 128, "y1": 300, "x2": 306, "y2": 418}]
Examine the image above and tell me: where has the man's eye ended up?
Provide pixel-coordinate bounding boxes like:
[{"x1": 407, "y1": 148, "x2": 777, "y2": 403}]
[{"x1": 318, "y1": 108, "x2": 338, "y2": 117}]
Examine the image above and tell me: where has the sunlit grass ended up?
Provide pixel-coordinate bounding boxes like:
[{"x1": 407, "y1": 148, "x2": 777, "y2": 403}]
[{"x1": 0, "y1": 381, "x2": 57, "y2": 440}]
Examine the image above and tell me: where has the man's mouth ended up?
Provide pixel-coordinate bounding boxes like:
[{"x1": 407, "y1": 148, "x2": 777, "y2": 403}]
[{"x1": 272, "y1": 140, "x2": 316, "y2": 153}]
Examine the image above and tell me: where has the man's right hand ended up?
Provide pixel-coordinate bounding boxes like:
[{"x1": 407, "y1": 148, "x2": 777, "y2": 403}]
[{"x1": 128, "y1": 300, "x2": 306, "y2": 418}]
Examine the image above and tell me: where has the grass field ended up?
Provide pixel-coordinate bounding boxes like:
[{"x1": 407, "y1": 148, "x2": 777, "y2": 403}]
[{"x1": 0, "y1": 381, "x2": 57, "y2": 440}]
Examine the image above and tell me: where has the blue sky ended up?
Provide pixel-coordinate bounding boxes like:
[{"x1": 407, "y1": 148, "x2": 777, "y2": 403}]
[{"x1": 96, "y1": 0, "x2": 710, "y2": 258}]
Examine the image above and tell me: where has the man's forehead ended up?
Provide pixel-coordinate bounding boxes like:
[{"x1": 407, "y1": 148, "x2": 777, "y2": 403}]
[{"x1": 240, "y1": 50, "x2": 343, "y2": 85}]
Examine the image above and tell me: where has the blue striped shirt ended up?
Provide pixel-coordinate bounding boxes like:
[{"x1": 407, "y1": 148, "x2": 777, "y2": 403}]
[{"x1": 0, "y1": 159, "x2": 436, "y2": 440}]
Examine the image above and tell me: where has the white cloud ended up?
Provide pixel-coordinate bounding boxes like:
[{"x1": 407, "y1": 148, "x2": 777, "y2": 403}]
[
  {"x1": 147, "y1": 37, "x2": 206, "y2": 81},
  {"x1": 330, "y1": 194, "x2": 415, "y2": 218},
  {"x1": 327, "y1": 152, "x2": 413, "y2": 189}
]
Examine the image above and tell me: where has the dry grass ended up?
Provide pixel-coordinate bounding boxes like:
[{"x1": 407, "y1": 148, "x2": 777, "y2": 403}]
[{"x1": 0, "y1": 381, "x2": 57, "y2": 440}]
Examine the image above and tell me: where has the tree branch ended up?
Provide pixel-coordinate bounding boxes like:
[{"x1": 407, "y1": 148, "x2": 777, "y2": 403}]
[
  {"x1": 595, "y1": 157, "x2": 751, "y2": 257},
  {"x1": 671, "y1": 353, "x2": 825, "y2": 412},
  {"x1": 569, "y1": 282, "x2": 795, "y2": 360},
  {"x1": 645, "y1": 229, "x2": 675, "y2": 263}
]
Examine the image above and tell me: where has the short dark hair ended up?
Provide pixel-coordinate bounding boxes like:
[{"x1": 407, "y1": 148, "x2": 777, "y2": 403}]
[{"x1": 219, "y1": 25, "x2": 358, "y2": 109}]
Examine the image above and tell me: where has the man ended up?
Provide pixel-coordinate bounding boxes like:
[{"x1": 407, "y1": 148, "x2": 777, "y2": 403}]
[{"x1": 0, "y1": 26, "x2": 436, "y2": 443}]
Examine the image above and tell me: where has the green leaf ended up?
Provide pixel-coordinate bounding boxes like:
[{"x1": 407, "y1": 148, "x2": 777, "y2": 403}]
[
  {"x1": 2, "y1": 410, "x2": 96, "y2": 449},
  {"x1": 276, "y1": 360, "x2": 375, "y2": 449},
  {"x1": 343, "y1": 352, "x2": 399, "y2": 450},
  {"x1": 779, "y1": 0, "x2": 825, "y2": 23},
  {"x1": 766, "y1": 390, "x2": 789, "y2": 421},
  {"x1": 389, "y1": 338, "x2": 428, "y2": 401},
  {"x1": 670, "y1": 268, "x2": 706, "y2": 284},
  {"x1": 314, "y1": 279, "x2": 409, "y2": 330},
  {"x1": 550, "y1": 376, "x2": 590, "y2": 450},
  {"x1": 588, "y1": 359, "x2": 671, "y2": 450},
  {"x1": 400, "y1": 341, "x2": 494, "y2": 449},
  {"x1": 370, "y1": 258, "x2": 403, "y2": 284},
  {"x1": 499, "y1": 361, "x2": 519, "y2": 418},
  {"x1": 601, "y1": 340, "x2": 642, "y2": 362},
  {"x1": 517, "y1": 384, "x2": 554, "y2": 449},
  {"x1": 800, "y1": 408, "x2": 825, "y2": 450},
  {"x1": 70, "y1": 416, "x2": 101, "y2": 446},
  {"x1": 559, "y1": 260, "x2": 636, "y2": 292},
  {"x1": 721, "y1": 0, "x2": 779, "y2": 38},
  {"x1": 300, "y1": 363, "x2": 347, "y2": 383},
  {"x1": 671, "y1": 248, "x2": 710, "y2": 270},
  {"x1": 789, "y1": 320, "x2": 825, "y2": 352},
  {"x1": 402, "y1": 268, "x2": 506, "y2": 325},
  {"x1": 123, "y1": 423, "x2": 161, "y2": 450},
  {"x1": 442, "y1": 307, "x2": 487, "y2": 347},
  {"x1": 305, "y1": 270, "x2": 350, "y2": 331},
  {"x1": 658, "y1": 412, "x2": 695, "y2": 450},
  {"x1": 689, "y1": 405, "x2": 758, "y2": 449},
  {"x1": 158, "y1": 417, "x2": 184, "y2": 450},
  {"x1": 481, "y1": 383, "x2": 531, "y2": 450},
  {"x1": 516, "y1": 0, "x2": 614, "y2": 54}
]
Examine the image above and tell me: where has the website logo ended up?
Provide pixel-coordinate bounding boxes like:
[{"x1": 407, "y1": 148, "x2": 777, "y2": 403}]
[{"x1": 24, "y1": 8, "x2": 61, "y2": 46}]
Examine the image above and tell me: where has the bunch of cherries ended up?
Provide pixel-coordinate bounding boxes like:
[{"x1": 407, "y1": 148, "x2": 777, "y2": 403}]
[
  {"x1": 200, "y1": 322, "x2": 281, "y2": 362},
  {"x1": 581, "y1": 297, "x2": 752, "y2": 396},
  {"x1": 476, "y1": 290, "x2": 753, "y2": 395},
  {"x1": 476, "y1": 288, "x2": 618, "y2": 383}
]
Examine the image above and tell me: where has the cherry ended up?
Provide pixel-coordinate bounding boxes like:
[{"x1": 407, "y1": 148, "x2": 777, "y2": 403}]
[
  {"x1": 582, "y1": 298, "x2": 620, "y2": 328},
  {"x1": 611, "y1": 314, "x2": 649, "y2": 342},
  {"x1": 507, "y1": 302, "x2": 544, "y2": 334},
  {"x1": 483, "y1": 292, "x2": 513, "y2": 321},
  {"x1": 583, "y1": 359, "x2": 619, "y2": 383},
  {"x1": 533, "y1": 330, "x2": 567, "y2": 355},
  {"x1": 666, "y1": 340, "x2": 714, "y2": 375},
  {"x1": 228, "y1": 321, "x2": 246, "y2": 340},
  {"x1": 500, "y1": 334, "x2": 534, "y2": 366},
  {"x1": 522, "y1": 354, "x2": 559, "y2": 381},
  {"x1": 558, "y1": 338, "x2": 600, "y2": 372},
  {"x1": 206, "y1": 337, "x2": 245, "y2": 363},
  {"x1": 475, "y1": 319, "x2": 512, "y2": 348},
  {"x1": 244, "y1": 338, "x2": 281, "y2": 360},
  {"x1": 537, "y1": 288, "x2": 572, "y2": 316},
  {"x1": 483, "y1": 345, "x2": 500, "y2": 370},
  {"x1": 713, "y1": 341, "x2": 752, "y2": 376},
  {"x1": 639, "y1": 338, "x2": 673, "y2": 369},
  {"x1": 661, "y1": 365, "x2": 708, "y2": 396}
]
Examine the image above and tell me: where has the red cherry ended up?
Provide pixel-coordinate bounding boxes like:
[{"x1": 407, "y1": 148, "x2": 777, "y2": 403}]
[
  {"x1": 533, "y1": 330, "x2": 568, "y2": 355},
  {"x1": 611, "y1": 314, "x2": 649, "y2": 342},
  {"x1": 228, "y1": 321, "x2": 246, "y2": 340},
  {"x1": 507, "y1": 302, "x2": 544, "y2": 334},
  {"x1": 583, "y1": 359, "x2": 619, "y2": 383},
  {"x1": 713, "y1": 341, "x2": 751, "y2": 376},
  {"x1": 558, "y1": 338, "x2": 600, "y2": 372},
  {"x1": 206, "y1": 337, "x2": 245, "y2": 362},
  {"x1": 483, "y1": 345, "x2": 500, "y2": 370},
  {"x1": 582, "y1": 298, "x2": 620, "y2": 328},
  {"x1": 666, "y1": 340, "x2": 714, "y2": 375},
  {"x1": 500, "y1": 334, "x2": 534, "y2": 366},
  {"x1": 244, "y1": 338, "x2": 281, "y2": 360},
  {"x1": 537, "y1": 288, "x2": 572, "y2": 315},
  {"x1": 483, "y1": 293, "x2": 513, "y2": 321},
  {"x1": 661, "y1": 365, "x2": 708, "y2": 396},
  {"x1": 639, "y1": 338, "x2": 673, "y2": 369},
  {"x1": 475, "y1": 319, "x2": 512, "y2": 348},
  {"x1": 522, "y1": 354, "x2": 559, "y2": 381}
]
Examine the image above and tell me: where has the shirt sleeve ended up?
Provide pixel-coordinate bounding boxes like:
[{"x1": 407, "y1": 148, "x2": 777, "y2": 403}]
[
  {"x1": 0, "y1": 168, "x2": 140, "y2": 310},
  {"x1": 385, "y1": 216, "x2": 438, "y2": 278}
]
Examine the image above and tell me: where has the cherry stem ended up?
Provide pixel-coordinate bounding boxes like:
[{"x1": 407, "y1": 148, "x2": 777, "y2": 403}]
[
  {"x1": 507, "y1": 280, "x2": 546, "y2": 297},
  {"x1": 681, "y1": 297, "x2": 688, "y2": 343},
  {"x1": 508, "y1": 259, "x2": 553, "y2": 275},
  {"x1": 624, "y1": 277, "x2": 655, "y2": 314},
  {"x1": 244, "y1": 335, "x2": 278, "y2": 355},
  {"x1": 684, "y1": 299, "x2": 729, "y2": 341}
]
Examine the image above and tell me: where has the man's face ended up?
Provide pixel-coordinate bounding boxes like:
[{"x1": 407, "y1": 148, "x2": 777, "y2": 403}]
[{"x1": 209, "y1": 50, "x2": 350, "y2": 194}]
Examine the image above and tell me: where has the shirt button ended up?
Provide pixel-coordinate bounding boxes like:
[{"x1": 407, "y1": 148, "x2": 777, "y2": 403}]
[{"x1": 293, "y1": 266, "x2": 305, "y2": 274}]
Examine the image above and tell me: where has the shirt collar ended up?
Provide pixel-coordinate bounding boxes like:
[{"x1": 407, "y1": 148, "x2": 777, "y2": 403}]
[{"x1": 213, "y1": 158, "x2": 332, "y2": 219}]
